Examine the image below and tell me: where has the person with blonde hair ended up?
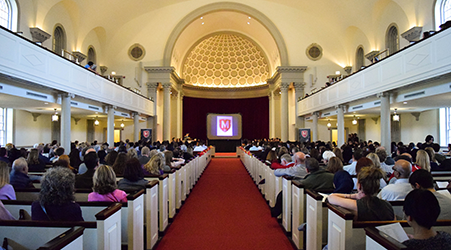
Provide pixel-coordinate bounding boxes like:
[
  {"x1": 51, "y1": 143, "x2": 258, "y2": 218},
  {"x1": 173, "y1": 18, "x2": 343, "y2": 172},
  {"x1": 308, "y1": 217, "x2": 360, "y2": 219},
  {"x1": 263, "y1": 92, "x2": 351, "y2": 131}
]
[
  {"x1": 127, "y1": 148, "x2": 138, "y2": 159},
  {"x1": 328, "y1": 167, "x2": 394, "y2": 220},
  {"x1": 27, "y1": 148, "x2": 46, "y2": 172},
  {"x1": 88, "y1": 165, "x2": 127, "y2": 202},
  {"x1": 0, "y1": 161, "x2": 15, "y2": 200},
  {"x1": 143, "y1": 153, "x2": 165, "y2": 176},
  {"x1": 414, "y1": 149, "x2": 431, "y2": 172}
]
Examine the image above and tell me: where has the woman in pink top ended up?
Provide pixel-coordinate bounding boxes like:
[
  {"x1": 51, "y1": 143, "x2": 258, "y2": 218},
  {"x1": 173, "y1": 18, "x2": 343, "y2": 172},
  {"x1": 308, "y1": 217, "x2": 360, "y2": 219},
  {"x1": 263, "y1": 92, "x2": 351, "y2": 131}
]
[{"x1": 88, "y1": 165, "x2": 127, "y2": 202}]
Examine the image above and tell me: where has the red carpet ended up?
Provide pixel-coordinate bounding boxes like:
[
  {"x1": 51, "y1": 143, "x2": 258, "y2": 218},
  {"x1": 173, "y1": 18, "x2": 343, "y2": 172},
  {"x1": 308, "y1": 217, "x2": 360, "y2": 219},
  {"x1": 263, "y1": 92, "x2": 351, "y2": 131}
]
[
  {"x1": 214, "y1": 152, "x2": 237, "y2": 158},
  {"x1": 156, "y1": 158, "x2": 294, "y2": 250}
]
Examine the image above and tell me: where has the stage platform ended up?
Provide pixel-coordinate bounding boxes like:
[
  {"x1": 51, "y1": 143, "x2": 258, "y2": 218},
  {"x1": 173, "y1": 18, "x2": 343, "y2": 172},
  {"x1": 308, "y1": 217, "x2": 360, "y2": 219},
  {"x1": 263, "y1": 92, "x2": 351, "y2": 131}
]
[{"x1": 214, "y1": 152, "x2": 238, "y2": 158}]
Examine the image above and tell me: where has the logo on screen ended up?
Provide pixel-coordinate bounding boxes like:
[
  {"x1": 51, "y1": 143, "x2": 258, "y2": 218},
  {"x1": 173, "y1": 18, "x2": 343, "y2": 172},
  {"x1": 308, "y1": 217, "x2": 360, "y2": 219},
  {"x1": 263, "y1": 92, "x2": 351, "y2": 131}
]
[
  {"x1": 302, "y1": 130, "x2": 308, "y2": 138},
  {"x1": 143, "y1": 130, "x2": 150, "y2": 138},
  {"x1": 219, "y1": 119, "x2": 231, "y2": 132}
]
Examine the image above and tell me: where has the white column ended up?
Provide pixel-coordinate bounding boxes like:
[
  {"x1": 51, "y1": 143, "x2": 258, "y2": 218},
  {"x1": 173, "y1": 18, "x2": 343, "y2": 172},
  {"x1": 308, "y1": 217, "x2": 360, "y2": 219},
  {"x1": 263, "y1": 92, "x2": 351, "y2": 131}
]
[
  {"x1": 107, "y1": 106, "x2": 115, "y2": 147},
  {"x1": 378, "y1": 92, "x2": 391, "y2": 150},
  {"x1": 162, "y1": 82, "x2": 171, "y2": 141},
  {"x1": 269, "y1": 92, "x2": 275, "y2": 138},
  {"x1": 60, "y1": 93, "x2": 73, "y2": 151},
  {"x1": 176, "y1": 92, "x2": 183, "y2": 139},
  {"x1": 337, "y1": 105, "x2": 345, "y2": 147},
  {"x1": 147, "y1": 82, "x2": 158, "y2": 143},
  {"x1": 294, "y1": 82, "x2": 305, "y2": 140},
  {"x1": 134, "y1": 113, "x2": 140, "y2": 142},
  {"x1": 312, "y1": 112, "x2": 318, "y2": 142},
  {"x1": 280, "y1": 82, "x2": 290, "y2": 142}
]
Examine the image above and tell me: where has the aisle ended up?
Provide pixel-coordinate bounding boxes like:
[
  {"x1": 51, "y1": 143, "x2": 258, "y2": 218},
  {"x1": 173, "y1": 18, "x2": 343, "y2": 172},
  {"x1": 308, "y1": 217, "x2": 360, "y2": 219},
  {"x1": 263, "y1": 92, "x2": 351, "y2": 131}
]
[{"x1": 156, "y1": 158, "x2": 294, "y2": 250}]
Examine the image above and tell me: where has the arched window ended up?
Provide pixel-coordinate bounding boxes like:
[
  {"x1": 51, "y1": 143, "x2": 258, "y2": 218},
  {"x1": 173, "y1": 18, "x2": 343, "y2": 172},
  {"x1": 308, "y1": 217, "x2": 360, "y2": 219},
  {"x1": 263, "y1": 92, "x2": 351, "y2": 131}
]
[
  {"x1": 435, "y1": 0, "x2": 451, "y2": 30},
  {"x1": 355, "y1": 46, "x2": 364, "y2": 71},
  {"x1": 87, "y1": 46, "x2": 96, "y2": 64},
  {"x1": 386, "y1": 25, "x2": 399, "y2": 56},
  {"x1": 0, "y1": 0, "x2": 16, "y2": 31},
  {"x1": 53, "y1": 25, "x2": 66, "y2": 55}
]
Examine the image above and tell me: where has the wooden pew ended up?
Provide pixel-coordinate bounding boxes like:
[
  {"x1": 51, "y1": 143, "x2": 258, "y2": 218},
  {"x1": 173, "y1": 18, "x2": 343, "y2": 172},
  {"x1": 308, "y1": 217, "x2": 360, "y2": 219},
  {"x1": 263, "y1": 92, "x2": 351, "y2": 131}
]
[
  {"x1": 14, "y1": 187, "x2": 92, "y2": 201},
  {"x1": 0, "y1": 203, "x2": 122, "y2": 250},
  {"x1": 145, "y1": 181, "x2": 159, "y2": 250},
  {"x1": 143, "y1": 174, "x2": 169, "y2": 233},
  {"x1": 1, "y1": 226, "x2": 84, "y2": 250},
  {"x1": 4, "y1": 190, "x2": 144, "y2": 250}
]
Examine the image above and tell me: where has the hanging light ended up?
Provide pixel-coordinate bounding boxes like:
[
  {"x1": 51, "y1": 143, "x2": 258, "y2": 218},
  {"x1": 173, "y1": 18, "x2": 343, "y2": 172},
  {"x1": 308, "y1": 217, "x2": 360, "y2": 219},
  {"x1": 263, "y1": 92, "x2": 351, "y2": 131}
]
[
  {"x1": 352, "y1": 115, "x2": 358, "y2": 125},
  {"x1": 51, "y1": 109, "x2": 58, "y2": 122},
  {"x1": 120, "y1": 120, "x2": 125, "y2": 128},
  {"x1": 393, "y1": 108, "x2": 400, "y2": 121},
  {"x1": 327, "y1": 119, "x2": 331, "y2": 128},
  {"x1": 94, "y1": 116, "x2": 99, "y2": 126}
]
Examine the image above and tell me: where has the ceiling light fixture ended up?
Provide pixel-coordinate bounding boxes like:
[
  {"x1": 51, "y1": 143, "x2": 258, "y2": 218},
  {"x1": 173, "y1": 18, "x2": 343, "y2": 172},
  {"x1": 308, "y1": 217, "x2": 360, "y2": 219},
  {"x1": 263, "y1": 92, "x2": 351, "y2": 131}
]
[
  {"x1": 94, "y1": 116, "x2": 99, "y2": 126},
  {"x1": 121, "y1": 120, "x2": 125, "y2": 128},
  {"x1": 51, "y1": 109, "x2": 58, "y2": 122},
  {"x1": 352, "y1": 115, "x2": 358, "y2": 125},
  {"x1": 393, "y1": 108, "x2": 400, "y2": 121},
  {"x1": 247, "y1": 22, "x2": 250, "y2": 25},
  {"x1": 327, "y1": 119, "x2": 331, "y2": 128}
]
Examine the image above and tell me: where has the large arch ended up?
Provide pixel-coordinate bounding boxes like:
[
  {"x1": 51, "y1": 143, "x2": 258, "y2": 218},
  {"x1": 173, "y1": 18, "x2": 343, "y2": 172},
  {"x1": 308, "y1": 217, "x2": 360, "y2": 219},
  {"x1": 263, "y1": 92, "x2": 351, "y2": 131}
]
[{"x1": 163, "y1": 2, "x2": 288, "y2": 67}]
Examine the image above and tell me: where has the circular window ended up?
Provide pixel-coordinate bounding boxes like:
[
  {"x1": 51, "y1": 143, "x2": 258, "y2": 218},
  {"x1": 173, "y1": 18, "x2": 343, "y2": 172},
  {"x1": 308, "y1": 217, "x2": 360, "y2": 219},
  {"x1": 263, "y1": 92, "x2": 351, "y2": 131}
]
[
  {"x1": 306, "y1": 43, "x2": 323, "y2": 61},
  {"x1": 128, "y1": 43, "x2": 146, "y2": 61}
]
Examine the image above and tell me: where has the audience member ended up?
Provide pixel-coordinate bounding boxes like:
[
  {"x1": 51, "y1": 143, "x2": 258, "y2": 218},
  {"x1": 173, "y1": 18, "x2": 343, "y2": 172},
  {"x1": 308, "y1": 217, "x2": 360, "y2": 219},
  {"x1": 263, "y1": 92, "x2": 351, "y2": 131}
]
[
  {"x1": 414, "y1": 150, "x2": 431, "y2": 172},
  {"x1": 9, "y1": 157, "x2": 34, "y2": 189},
  {"x1": 0, "y1": 200, "x2": 15, "y2": 220},
  {"x1": 75, "y1": 152, "x2": 98, "y2": 189},
  {"x1": 332, "y1": 148, "x2": 344, "y2": 164},
  {"x1": 105, "y1": 150, "x2": 119, "y2": 166},
  {"x1": 143, "y1": 153, "x2": 165, "y2": 176},
  {"x1": 0, "y1": 161, "x2": 15, "y2": 200},
  {"x1": 298, "y1": 158, "x2": 334, "y2": 190},
  {"x1": 0, "y1": 148, "x2": 9, "y2": 165},
  {"x1": 271, "y1": 153, "x2": 294, "y2": 169},
  {"x1": 343, "y1": 148, "x2": 363, "y2": 175},
  {"x1": 327, "y1": 157, "x2": 353, "y2": 194},
  {"x1": 31, "y1": 167, "x2": 83, "y2": 221},
  {"x1": 274, "y1": 152, "x2": 308, "y2": 178},
  {"x1": 118, "y1": 158, "x2": 149, "y2": 192},
  {"x1": 139, "y1": 146, "x2": 151, "y2": 165},
  {"x1": 409, "y1": 169, "x2": 451, "y2": 220},
  {"x1": 375, "y1": 147, "x2": 393, "y2": 175},
  {"x1": 26, "y1": 148, "x2": 46, "y2": 172},
  {"x1": 88, "y1": 165, "x2": 127, "y2": 202},
  {"x1": 377, "y1": 159, "x2": 412, "y2": 201},
  {"x1": 328, "y1": 167, "x2": 394, "y2": 220},
  {"x1": 402, "y1": 189, "x2": 451, "y2": 249},
  {"x1": 112, "y1": 152, "x2": 128, "y2": 175}
]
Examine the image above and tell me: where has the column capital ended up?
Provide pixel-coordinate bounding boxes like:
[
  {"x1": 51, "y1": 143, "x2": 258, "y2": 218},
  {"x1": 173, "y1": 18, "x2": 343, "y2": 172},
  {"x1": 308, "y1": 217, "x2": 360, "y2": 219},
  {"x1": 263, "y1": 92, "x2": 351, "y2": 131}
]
[
  {"x1": 59, "y1": 92, "x2": 75, "y2": 99},
  {"x1": 104, "y1": 105, "x2": 116, "y2": 112},
  {"x1": 280, "y1": 82, "x2": 290, "y2": 91},
  {"x1": 147, "y1": 82, "x2": 159, "y2": 89},
  {"x1": 312, "y1": 111, "x2": 320, "y2": 117},
  {"x1": 293, "y1": 82, "x2": 306, "y2": 92},
  {"x1": 335, "y1": 105, "x2": 346, "y2": 111},
  {"x1": 376, "y1": 92, "x2": 391, "y2": 98},
  {"x1": 162, "y1": 82, "x2": 172, "y2": 90}
]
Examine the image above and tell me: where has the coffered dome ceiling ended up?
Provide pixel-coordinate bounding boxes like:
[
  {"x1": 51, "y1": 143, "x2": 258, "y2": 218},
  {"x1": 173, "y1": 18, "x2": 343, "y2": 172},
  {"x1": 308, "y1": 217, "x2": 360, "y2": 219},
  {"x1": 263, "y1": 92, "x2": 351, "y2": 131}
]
[{"x1": 182, "y1": 33, "x2": 270, "y2": 88}]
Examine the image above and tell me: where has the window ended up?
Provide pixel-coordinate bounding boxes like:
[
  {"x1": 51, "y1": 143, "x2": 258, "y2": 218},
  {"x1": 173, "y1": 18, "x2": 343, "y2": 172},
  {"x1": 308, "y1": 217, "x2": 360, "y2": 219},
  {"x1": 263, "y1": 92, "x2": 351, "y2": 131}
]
[
  {"x1": 435, "y1": 0, "x2": 451, "y2": 30},
  {"x1": 53, "y1": 25, "x2": 66, "y2": 55},
  {"x1": 386, "y1": 25, "x2": 399, "y2": 55},
  {"x1": 355, "y1": 46, "x2": 364, "y2": 71},
  {"x1": 0, "y1": 0, "x2": 16, "y2": 31},
  {"x1": 0, "y1": 107, "x2": 5, "y2": 146},
  {"x1": 440, "y1": 107, "x2": 451, "y2": 146},
  {"x1": 87, "y1": 46, "x2": 96, "y2": 64}
]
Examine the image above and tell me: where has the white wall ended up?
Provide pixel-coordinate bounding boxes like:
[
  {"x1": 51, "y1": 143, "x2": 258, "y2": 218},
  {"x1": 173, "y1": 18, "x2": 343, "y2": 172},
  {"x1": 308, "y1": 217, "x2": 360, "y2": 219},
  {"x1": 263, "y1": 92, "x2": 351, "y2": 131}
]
[
  {"x1": 400, "y1": 109, "x2": 439, "y2": 144},
  {"x1": 365, "y1": 117, "x2": 381, "y2": 143},
  {"x1": 13, "y1": 109, "x2": 52, "y2": 147},
  {"x1": 70, "y1": 117, "x2": 87, "y2": 142}
]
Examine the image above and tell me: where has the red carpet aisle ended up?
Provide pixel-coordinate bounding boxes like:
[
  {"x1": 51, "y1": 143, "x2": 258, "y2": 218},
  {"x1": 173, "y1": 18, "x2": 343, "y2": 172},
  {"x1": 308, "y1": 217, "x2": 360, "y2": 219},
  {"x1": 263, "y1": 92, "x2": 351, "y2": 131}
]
[{"x1": 156, "y1": 158, "x2": 294, "y2": 250}]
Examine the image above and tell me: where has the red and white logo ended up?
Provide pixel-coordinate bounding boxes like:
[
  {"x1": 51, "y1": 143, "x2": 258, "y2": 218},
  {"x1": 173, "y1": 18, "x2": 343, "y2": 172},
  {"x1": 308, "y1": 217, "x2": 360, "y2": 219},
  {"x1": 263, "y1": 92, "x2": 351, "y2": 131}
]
[
  {"x1": 219, "y1": 119, "x2": 231, "y2": 132},
  {"x1": 143, "y1": 130, "x2": 150, "y2": 138},
  {"x1": 302, "y1": 130, "x2": 308, "y2": 138}
]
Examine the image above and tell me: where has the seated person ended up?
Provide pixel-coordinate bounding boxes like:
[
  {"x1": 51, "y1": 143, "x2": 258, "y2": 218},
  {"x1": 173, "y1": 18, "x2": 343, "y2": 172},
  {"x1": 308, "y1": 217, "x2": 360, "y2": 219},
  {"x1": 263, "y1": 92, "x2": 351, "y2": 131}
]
[
  {"x1": 0, "y1": 200, "x2": 15, "y2": 220},
  {"x1": 274, "y1": 152, "x2": 308, "y2": 179},
  {"x1": 32, "y1": 167, "x2": 83, "y2": 221},
  {"x1": 26, "y1": 148, "x2": 46, "y2": 172},
  {"x1": 163, "y1": 150, "x2": 185, "y2": 172},
  {"x1": 328, "y1": 167, "x2": 394, "y2": 220},
  {"x1": 327, "y1": 157, "x2": 353, "y2": 194},
  {"x1": 118, "y1": 158, "x2": 149, "y2": 192},
  {"x1": 271, "y1": 153, "x2": 294, "y2": 169},
  {"x1": 378, "y1": 159, "x2": 412, "y2": 201},
  {"x1": 402, "y1": 189, "x2": 451, "y2": 249},
  {"x1": 0, "y1": 161, "x2": 15, "y2": 200},
  {"x1": 298, "y1": 158, "x2": 334, "y2": 190},
  {"x1": 9, "y1": 157, "x2": 34, "y2": 189},
  {"x1": 409, "y1": 169, "x2": 451, "y2": 220},
  {"x1": 88, "y1": 165, "x2": 127, "y2": 202},
  {"x1": 143, "y1": 153, "x2": 165, "y2": 176},
  {"x1": 75, "y1": 151, "x2": 98, "y2": 189}
]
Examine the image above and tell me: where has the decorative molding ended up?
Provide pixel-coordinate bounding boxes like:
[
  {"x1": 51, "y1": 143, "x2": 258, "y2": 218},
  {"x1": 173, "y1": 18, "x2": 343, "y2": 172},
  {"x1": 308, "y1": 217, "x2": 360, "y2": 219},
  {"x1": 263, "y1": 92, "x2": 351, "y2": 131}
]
[
  {"x1": 72, "y1": 51, "x2": 86, "y2": 64},
  {"x1": 306, "y1": 43, "x2": 323, "y2": 61},
  {"x1": 276, "y1": 66, "x2": 308, "y2": 73},
  {"x1": 144, "y1": 66, "x2": 174, "y2": 74},
  {"x1": 72, "y1": 117, "x2": 81, "y2": 125},
  {"x1": 146, "y1": 82, "x2": 159, "y2": 89},
  {"x1": 31, "y1": 113, "x2": 41, "y2": 122},
  {"x1": 29, "y1": 27, "x2": 51, "y2": 43},
  {"x1": 162, "y1": 82, "x2": 172, "y2": 90},
  {"x1": 411, "y1": 112, "x2": 421, "y2": 121},
  {"x1": 293, "y1": 82, "x2": 306, "y2": 92},
  {"x1": 371, "y1": 117, "x2": 379, "y2": 124},
  {"x1": 365, "y1": 50, "x2": 380, "y2": 61},
  {"x1": 280, "y1": 82, "x2": 290, "y2": 91},
  {"x1": 182, "y1": 83, "x2": 269, "y2": 99},
  {"x1": 401, "y1": 26, "x2": 423, "y2": 42},
  {"x1": 343, "y1": 66, "x2": 352, "y2": 75},
  {"x1": 376, "y1": 92, "x2": 390, "y2": 98},
  {"x1": 100, "y1": 66, "x2": 108, "y2": 75}
]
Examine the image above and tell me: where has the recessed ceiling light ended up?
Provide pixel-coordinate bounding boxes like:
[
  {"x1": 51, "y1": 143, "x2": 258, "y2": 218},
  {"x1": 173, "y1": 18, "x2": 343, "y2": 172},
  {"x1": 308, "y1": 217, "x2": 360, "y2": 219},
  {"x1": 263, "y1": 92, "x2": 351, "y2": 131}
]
[
  {"x1": 248, "y1": 17, "x2": 251, "y2": 19},
  {"x1": 202, "y1": 22, "x2": 204, "y2": 25},
  {"x1": 403, "y1": 101, "x2": 407, "y2": 104},
  {"x1": 247, "y1": 22, "x2": 250, "y2": 25},
  {"x1": 200, "y1": 17, "x2": 203, "y2": 19},
  {"x1": 44, "y1": 102, "x2": 48, "y2": 104}
]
